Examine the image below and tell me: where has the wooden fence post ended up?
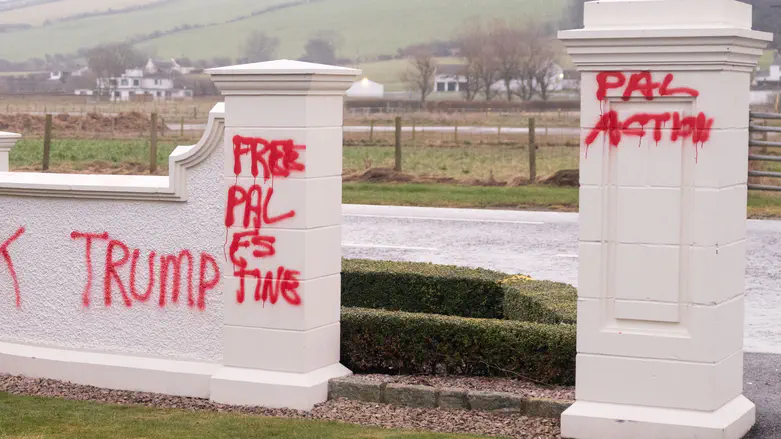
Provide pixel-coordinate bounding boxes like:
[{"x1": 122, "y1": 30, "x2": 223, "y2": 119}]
[
  {"x1": 42, "y1": 114, "x2": 52, "y2": 171},
  {"x1": 454, "y1": 121, "x2": 459, "y2": 144},
  {"x1": 150, "y1": 113, "x2": 158, "y2": 174},
  {"x1": 394, "y1": 116, "x2": 402, "y2": 172},
  {"x1": 161, "y1": 117, "x2": 166, "y2": 137},
  {"x1": 180, "y1": 117, "x2": 185, "y2": 137},
  {"x1": 369, "y1": 120, "x2": 375, "y2": 143},
  {"x1": 529, "y1": 117, "x2": 537, "y2": 183}
]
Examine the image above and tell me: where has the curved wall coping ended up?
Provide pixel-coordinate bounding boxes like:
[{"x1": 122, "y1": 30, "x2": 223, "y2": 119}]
[{"x1": 0, "y1": 102, "x2": 224, "y2": 202}]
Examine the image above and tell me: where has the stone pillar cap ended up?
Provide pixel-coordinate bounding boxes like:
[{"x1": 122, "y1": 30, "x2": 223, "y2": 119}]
[
  {"x1": 0, "y1": 131, "x2": 20, "y2": 150},
  {"x1": 206, "y1": 59, "x2": 362, "y2": 96}
]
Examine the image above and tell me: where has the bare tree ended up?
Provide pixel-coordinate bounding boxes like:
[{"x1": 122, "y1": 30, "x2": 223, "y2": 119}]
[
  {"x1": 400, "y1": 49, "x2": 438, "y2": 105},
  {"x1": 534, "y1": 58, "x2": 559, "y2": 101},
  {"x1": 459, "y1": 62, "x2": 482, "y2": 101},
  {"x1": 85, "y1": 43, "x2": 144, "y2": 97},
  {"x1": 243, "y1": 31, "x2": 279, "y2": 62},
  {"x1": 516, "y1": 22, "x2": 559, "y2": 101},
  {"x1": 457, "y1": 20, "x2": 500, "y2": 101},
  {"x1": 301, "y1": 30, "x2": 343, "y2": 64},
  {"x1": 490, "y1": 20, "x2": 524, "y2": 101}
]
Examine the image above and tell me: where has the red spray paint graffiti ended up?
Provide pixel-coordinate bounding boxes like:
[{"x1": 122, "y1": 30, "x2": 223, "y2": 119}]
[
  {"x1": 588, "y1": 72, "x2": 713, "y2": 158},
  {"x1": 232, "y1": 135, "x2": 306, "y2": 180},
  {"x1": 585, "y1": 111, "x2": 714, "y2": 147},
  {"x1": 225, "y1": 185, "x2": 295, "y2": 229},
  {"x1": 227, "y1": 136, "x2": 306, "y2": 307},
  {"x1": 72, "y1": 231, "x2": 220, "y2": 310},
  {"x1": 1, "y1": 227, "x2": 25, "y2": 308}
]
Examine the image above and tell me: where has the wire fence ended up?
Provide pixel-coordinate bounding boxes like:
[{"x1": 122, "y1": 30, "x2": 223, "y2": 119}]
[{"x1": 3, "y1": 110, "x2": 581, "y2": 183}]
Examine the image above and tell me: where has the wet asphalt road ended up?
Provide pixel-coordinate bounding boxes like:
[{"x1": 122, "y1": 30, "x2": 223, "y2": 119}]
[
  {"x1": 342, "y1": 204, "x2": 781, "y2": 354},
  {"x1": 342, "y1": 204, "x2": 781, "y2": 437}
]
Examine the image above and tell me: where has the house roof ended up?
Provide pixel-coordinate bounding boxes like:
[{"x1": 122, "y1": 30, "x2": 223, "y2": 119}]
[{"x1": 435, "y1": 64, "x2": 467, "y2": 77}]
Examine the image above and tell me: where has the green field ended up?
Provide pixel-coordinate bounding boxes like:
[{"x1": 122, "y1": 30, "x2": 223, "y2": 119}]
[
  {"x1": 358, "y1": 57, "x2": 464, "y2": 92},
  {"x1": 1, "y1": 0, "x2": 162, "y2": 26},
  {"x1": 9, "y1": 137, "x2": 579, "y2": 181},
  {"x1": 344, "y1": 145, "x2": 578, "y2": 182},
  {"x1": 0, "y1": 0, "x2": 565, "y2": 62},
  {"x1": 0, "y1": 392, "x2": 486, "y2": 439}
]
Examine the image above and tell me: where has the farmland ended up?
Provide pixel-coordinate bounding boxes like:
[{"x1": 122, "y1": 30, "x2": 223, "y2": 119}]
[
  {"x1": 0, "y1": 0, "x2": 566, "y2": 62},
  {"x1": 1, "y1": 0, "x2": 163, "y2": 26}
]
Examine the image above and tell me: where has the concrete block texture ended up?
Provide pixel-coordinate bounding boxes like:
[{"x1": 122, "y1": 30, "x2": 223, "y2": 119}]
[
  {"x1": 575, "y1": 349, "x2": 744, "y2": 411},
  {"x1": 562, "y1": 1, "x2": 768, "y2": 433},
  {"x1": 210, "y1": 60, "x2": 359, "y2": 410},
  {"x1": 210, "y1": 363, "x2": 352, "y2": 411},
  {"x1": 328, "y1": 378, "x2": 383, "y2": 403},
  {"x1": 384, "y1": 384, "x2": 438, "y2": 408},
  {"x1": 222, "y1": 323, "x2": 341, "y2": 373},
  {"x1": 562, "y1": 395, "x2": 755, "y2": 439},
  {"x1": 467, "y1": 391, "x2": 524, "y2": 413},
  {"x1": 224, "y1": 127, "x2": 343, "y2": 180}
]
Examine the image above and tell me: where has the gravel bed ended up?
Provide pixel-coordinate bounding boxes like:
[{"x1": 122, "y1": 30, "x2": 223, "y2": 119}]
[
  {"x1": 349, "y1": 374, "x2": 575, "y2": 401},
  {"x1": 0, "y1": 374, "x2": 561, "y2": 438}
]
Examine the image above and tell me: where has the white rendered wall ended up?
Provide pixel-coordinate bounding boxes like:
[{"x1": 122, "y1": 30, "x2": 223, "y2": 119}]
[
  {"x1": 0, "y1": 61, "x2": 357, "y2": 411},
  {"x1": 0, "y1": 113, "x2": 225, "y2": 363}
]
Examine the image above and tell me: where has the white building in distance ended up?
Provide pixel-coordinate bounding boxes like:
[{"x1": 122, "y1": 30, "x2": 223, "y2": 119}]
[
  {"x1": 346, "y1": 78, "x2": 384, "y2": 98},
  {"x1": 76, "y1": 68, "x2": 193, "y2": 101}
]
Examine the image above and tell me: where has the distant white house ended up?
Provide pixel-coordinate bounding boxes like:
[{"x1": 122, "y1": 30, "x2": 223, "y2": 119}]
[
  {"x1": 48, "y1": 66, "x2": 89, "y2": 81},
  {"x1": 434, "y1": 64, "x2": 469, "y2": 93},
  {"x1": 80, "y1": 68, "x2": 193, "y2": 101},
  {"x1": 346, "y1": 78, "x2": 384, "y2": 98},
  {"x1": 433, "y1": 63, "x2": 574, "y2": 95}
]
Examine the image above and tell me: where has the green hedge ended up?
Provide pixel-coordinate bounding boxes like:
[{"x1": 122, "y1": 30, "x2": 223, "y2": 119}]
[
  {"x1": 341, "y1": 307, "x2": 576, "y2": 385},
  {"x1": 342, "y1": 259, "x2": 507, "y2": 319},
  {"x1": 502, "y1": 278, "x2": 577, "y2": 324}
]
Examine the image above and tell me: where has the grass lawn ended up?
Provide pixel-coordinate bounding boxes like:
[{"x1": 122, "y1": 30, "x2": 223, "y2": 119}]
[
  {"x1": 9, "y1": 138, "x2": 781, "y2": 218},
  {"x1": 11, "y1": 138, "x2": 581, "y2": 182},
  {"x1": 343, "y1": 182, "x2": 781, "y2": 219},
  {"x1": 344, "y1": 182, "x2": 579, "y2": 211},
  {"x1": 0, "y1": 392, "x2": 486, "y2": 439},
  {"x1": 344, "y1": 144, "x2": 579, "y2": 183}
]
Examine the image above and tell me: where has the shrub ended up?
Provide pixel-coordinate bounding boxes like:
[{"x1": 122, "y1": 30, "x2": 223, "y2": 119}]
[
  {"x1": 342, "y1": 259, "x2": 506, "y2": 319},
  {"x1": 341, "y1": 307, "x2": 576, "y2": 385},
  {"x1": 502, "y1": 278, "x2": 577, "y2": 324}
]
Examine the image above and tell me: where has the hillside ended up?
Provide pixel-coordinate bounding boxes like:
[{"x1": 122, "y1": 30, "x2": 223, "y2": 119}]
[
  {"x1": 0, "y1": 0, "x2": 566, "y2": 62},
  {"x1": 0, "y1": 0, "x2": 163, "y2": 26}
]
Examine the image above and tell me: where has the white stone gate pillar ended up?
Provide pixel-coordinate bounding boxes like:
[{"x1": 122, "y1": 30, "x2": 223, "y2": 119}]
[
  {"x1": 206, "y1": 60, "x2": 360, "y2": 410},
  {"x1": 0, "y1": 132, "x2": 20, "y2": 172},
  {"x1": 559, "y1": 1, "x2": 771, "y2": 438}
]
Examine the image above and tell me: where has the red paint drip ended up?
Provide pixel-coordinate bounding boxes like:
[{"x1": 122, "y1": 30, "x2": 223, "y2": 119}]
[
  {"x1": 71, "y1": 231, "x2": 109, "y2": 308},
  {"x1": 1, "y1": 227, "x2": 25, "y2": 308}
]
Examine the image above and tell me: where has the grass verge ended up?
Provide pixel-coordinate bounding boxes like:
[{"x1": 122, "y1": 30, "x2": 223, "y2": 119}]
[
  {"x1": 344, "y1": 182, "x2": 781, "y2": 219},
  {"x1": 343, "y1": 182, "x2": 579, "y2": 211},
  {"x1": 0, "y1": 392, "x2": 486, "y2": 439}
]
